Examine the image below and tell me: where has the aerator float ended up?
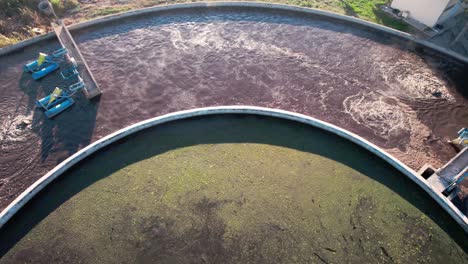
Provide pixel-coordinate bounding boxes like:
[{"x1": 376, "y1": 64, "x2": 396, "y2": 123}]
[
  {"x1": 36, "y1": 77, "x2": 85, "y2": 118},
  {"x1": 24, "y1": 0, "x2": 102, "y2": 119},
  {"x1": 23, "y1": 47, "x2": 82, "y2": 118},
  {"x1": 34, "y1": 56, "x2": 84, "y2": 118},
  {"x1": 23, "y1": 48, "x2": 68, "y2": 80}
]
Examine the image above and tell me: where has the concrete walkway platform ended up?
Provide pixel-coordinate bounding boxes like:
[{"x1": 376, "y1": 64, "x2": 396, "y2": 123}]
[
  {"x1": 52, "y1": 20, "x2": 101, "y2": 99},
  {"x1": 428, "y1": 147, "x2": 468, "y2": 196}
]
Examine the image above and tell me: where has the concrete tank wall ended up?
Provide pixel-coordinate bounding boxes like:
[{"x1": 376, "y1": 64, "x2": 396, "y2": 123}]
[{"x1": 0, "y1": 106, "x2": 467, "y2": 233}]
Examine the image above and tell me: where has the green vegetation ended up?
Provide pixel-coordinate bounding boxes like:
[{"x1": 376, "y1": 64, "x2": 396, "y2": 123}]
[
  {"x1": 87, "y1": 6, "x2": 133, "y2": 19},
  {"x1": 0, "y1": 0, "x2": 409, "y2": 48},
  {"x1": 288, "y1": 0, "x2": 408, "y2": 31},
  {"x1": 334, "y1": 0, "x2": 409, "y2": 31},
  {"x1": 49, "y1": 0, "x2": 79, "y2": 16},
  {"x1": 0, "y1": 0, "x2": 45, "y2": 47},
  {"x1": 0, "y1": 35, "x2": 21, "y2": 48},
  {"x1": 0, "y1": 0, "x2": 79, "y2": 48}
]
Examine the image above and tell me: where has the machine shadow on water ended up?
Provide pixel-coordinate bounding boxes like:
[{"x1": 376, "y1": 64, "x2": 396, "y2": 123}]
[
  {"x1": 0, "y1": 114, "x2": 466, "y2": 256},
  {"x1": 18, "y1": 49, "x2": 100, "y2": 163}
]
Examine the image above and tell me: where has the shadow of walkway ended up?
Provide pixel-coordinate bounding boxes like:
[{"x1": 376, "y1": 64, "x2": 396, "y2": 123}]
[{"x1": 18, "y1": 46, "x2": 100, "y2": 163}]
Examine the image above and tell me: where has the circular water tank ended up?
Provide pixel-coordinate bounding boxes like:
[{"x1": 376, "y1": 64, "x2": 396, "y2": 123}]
[{"x1": 38, "y1": 1, "x2": 54, "y2": 16}]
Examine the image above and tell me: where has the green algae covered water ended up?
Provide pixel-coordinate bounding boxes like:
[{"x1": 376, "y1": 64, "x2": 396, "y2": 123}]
[{"x1": 0, "y1": 115, "x2": 466, "y2": 263}]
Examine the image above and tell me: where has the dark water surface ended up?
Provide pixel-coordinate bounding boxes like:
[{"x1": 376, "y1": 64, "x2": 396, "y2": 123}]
[
  {"x1": 0, "y1": 115, "x2": 467, "y2": 263},
  {"x1": 0, "y1": 7, "x2": 467, "y2": 212}
]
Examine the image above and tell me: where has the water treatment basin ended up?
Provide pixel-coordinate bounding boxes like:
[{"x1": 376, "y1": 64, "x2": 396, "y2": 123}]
[
  {"x1": 0, "y1": 115, "x2": 466, "y2": 263},
  {"x1": 1, "y1": 4, "x2": 467, "y2": 215},
  {"x1": 0, "y1": 3, "x2": 467, "y2": 262}
]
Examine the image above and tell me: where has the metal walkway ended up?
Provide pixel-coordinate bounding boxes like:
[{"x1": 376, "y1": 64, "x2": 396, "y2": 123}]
[
  {"x1": 427, "y1": 147, "x2": 468, "y2": 196},
  {"x1": 52, "y1": 20, "x2": 101, "y2": 99}
]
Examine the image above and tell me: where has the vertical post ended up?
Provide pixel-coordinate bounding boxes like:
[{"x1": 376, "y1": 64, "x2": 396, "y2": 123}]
[{"x1": 38, "y1": 1, "x2": 57, "y2": 20}]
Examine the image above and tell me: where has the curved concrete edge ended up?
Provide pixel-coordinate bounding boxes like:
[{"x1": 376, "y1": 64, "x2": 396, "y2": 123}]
[
  {"x1": 0, "y1": 1, "x2": 467, "y2": 64},
  {"x1": 0, "y1": 106, "x2": 467, "y2": 233}
]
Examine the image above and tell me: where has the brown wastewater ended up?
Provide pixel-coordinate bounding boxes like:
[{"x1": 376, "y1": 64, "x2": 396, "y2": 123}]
[{"x1": 0, "y1": 6, "x2": 467, "y2": 216}]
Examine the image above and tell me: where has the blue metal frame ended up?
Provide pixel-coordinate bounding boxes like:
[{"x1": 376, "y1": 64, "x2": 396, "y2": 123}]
[
  {"x1": 35, "y1": 77, "x2": 85, "y2": 118},
  {"x1": 24, "y1": 48, "x2": 68, "y2": 80},
  {"x1": 458, "y1": 128, "x2": 468, "y2": 138},
  {"x1": 60, "y1": 66, "x2": 79, "y2": 80},
  {"x1": 60, "y1": 57, "x2": 79, "y2": 80}
]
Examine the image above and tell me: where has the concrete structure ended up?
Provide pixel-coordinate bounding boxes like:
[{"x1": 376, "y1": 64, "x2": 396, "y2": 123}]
[
  {"x1": 391, "y1": 0, "x2": 465, "y2": 27},
  {"x1": 39, "y1": 0, "x2": 101, "y2": 99},
  {"x1": 0, "y1": 106, "x2": 467, "y2": 233},
  {"x1": 52, "y1": 20, "x2": 102, "y2": 99},
  {"x1": 426, "y1": 129, "x2": 468, "y2": 197},
  {"x1": 430, "y1": 147, "x2": 468, "y2": 195},
  {"x1": 0, "y1": 1, "x2": 466, "y2": 233}
]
